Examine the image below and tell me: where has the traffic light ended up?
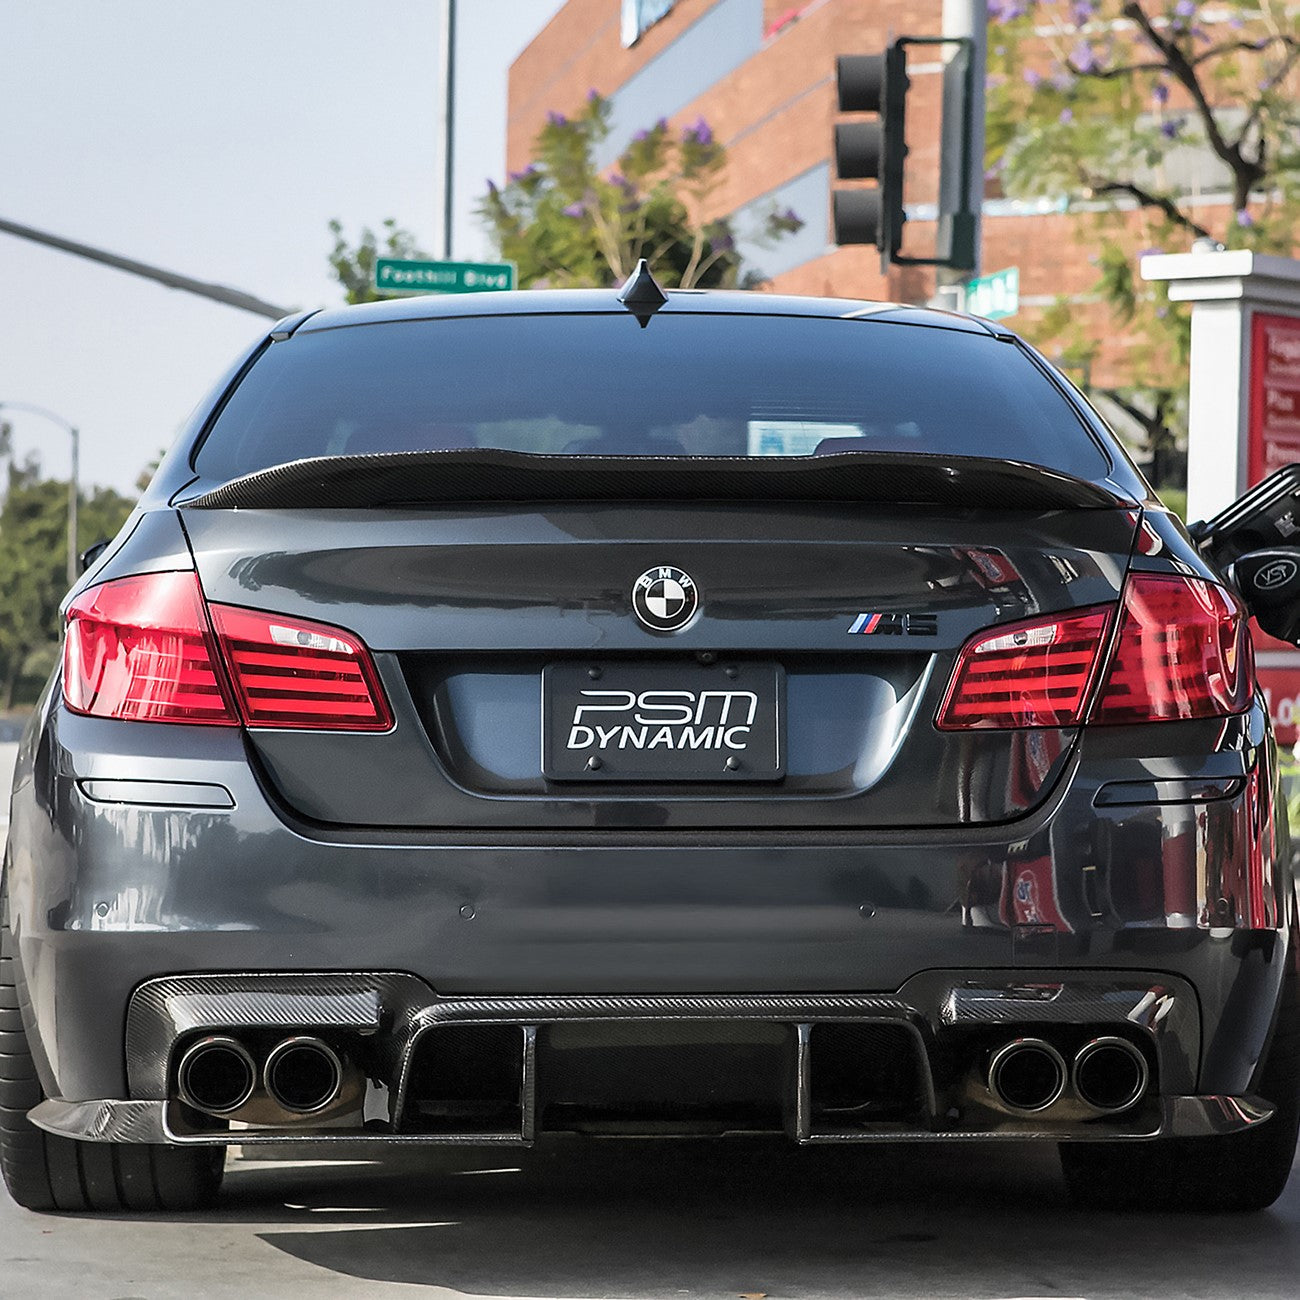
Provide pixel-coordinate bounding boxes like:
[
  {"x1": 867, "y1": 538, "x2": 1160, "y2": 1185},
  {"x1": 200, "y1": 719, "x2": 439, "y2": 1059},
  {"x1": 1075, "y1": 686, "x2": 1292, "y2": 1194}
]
[
  {"x1": 831, "y1": 35, "x2": 979, "y2": 274},
  {"x1": 832, "y1": 42, "x2": 908, "y2": 266}
]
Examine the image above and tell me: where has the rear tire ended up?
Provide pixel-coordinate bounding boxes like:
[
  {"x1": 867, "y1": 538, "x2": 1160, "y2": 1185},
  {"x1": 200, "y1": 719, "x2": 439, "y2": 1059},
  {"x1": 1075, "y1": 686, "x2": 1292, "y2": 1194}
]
[
  {"x1": 0, "y1": 887, "x2": 224, "y2": 1213},
  {"x1": 1061, "y1": 975, "x2": 1300, "y2": 1213}
]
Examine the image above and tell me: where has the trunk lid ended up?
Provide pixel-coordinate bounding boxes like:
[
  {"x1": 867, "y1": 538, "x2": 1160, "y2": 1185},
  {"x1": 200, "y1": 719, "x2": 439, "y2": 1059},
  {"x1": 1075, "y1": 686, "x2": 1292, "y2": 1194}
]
[{"x1": 181, "y1": 495, "x2": 1138, "y2": 830}]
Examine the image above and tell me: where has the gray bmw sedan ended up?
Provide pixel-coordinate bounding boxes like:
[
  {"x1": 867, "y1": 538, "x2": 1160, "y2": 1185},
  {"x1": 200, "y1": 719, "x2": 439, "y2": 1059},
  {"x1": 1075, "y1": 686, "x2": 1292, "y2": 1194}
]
[{"x1": 3, "y1": 271, "x2": 1297, "y2": 1213}]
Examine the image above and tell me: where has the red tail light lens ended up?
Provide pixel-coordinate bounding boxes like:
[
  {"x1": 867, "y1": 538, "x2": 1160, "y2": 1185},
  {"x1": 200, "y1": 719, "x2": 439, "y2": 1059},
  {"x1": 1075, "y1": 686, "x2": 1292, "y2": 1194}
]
[
  {"x1": 208, "y1": 604, "x2": 393, "y2": 731},
  {"x1": 63, "y1": 572, "x2": 237, "y2": 724},
  {"x1": 937, "y1": 606, "x2": 1112, "y2": 729},
  {"x1": 64, "y1": 572, "x2": 392, "y2": 731},
  {"x1": 1092, "y1": 573, "x2": 1250, "y2": 724}
]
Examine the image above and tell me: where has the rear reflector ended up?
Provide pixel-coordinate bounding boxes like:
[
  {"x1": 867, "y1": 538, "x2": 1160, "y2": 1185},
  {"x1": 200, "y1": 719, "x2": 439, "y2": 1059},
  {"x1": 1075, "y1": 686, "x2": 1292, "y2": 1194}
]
[
  {"x1": 208, "y1": 603, "x2": 393, "y2": 731},
  {"x1": 1092, "y1": 572, "x2": 1250, "y2": 724},
  {"x1": 937, "y1": 606, "x2": 1112, "y2": 729},
  {"x1": 63, "y1": 572, "x2": 237, "y2": 725}
]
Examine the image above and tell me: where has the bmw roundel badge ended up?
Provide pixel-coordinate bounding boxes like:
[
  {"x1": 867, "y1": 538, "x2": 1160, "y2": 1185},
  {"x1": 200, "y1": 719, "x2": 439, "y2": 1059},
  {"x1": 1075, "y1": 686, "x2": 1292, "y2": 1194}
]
[{"x1": 632, "y1": 565, "x2": 698, "y2": 633}]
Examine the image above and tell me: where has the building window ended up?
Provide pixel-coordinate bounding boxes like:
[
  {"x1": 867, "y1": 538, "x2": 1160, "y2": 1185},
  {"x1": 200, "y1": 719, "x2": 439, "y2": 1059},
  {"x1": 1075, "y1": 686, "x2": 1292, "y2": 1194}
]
[
  {"x1": 621, "y1": 0, "x2": 678, "y2": 46},
  {"x1": 733, "y1": 163, "x2": 829, "y2": 282},
  {"x1": 599, "y1": 0, "x2": 765, "y2": 166}
]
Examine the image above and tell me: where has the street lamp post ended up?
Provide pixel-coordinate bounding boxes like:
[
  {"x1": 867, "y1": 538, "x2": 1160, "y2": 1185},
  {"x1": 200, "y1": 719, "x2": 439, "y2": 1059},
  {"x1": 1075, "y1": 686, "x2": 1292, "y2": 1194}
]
[{"x1": 0, "y1": 401, "x2": 81, "y2": 588}]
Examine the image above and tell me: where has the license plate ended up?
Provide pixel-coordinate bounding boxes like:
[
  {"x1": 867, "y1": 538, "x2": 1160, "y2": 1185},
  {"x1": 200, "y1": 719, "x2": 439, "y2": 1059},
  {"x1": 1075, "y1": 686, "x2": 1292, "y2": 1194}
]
[{"x1": 542, "y1": 661, "x2": 784, "y2": 782}]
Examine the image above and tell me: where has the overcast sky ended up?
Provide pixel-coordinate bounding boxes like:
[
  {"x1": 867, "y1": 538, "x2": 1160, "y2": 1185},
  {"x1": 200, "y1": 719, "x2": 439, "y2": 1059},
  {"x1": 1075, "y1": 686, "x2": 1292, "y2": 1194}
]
[{"x1": 0, "y1": 0, "x2": 562, "y2": 496}]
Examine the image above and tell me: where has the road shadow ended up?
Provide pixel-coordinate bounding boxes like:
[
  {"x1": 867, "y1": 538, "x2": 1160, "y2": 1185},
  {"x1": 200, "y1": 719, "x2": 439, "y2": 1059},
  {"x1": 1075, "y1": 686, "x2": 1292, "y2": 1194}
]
[{"x1": 232, "y1": 1137, "x2": 1300, "y2": 1298}]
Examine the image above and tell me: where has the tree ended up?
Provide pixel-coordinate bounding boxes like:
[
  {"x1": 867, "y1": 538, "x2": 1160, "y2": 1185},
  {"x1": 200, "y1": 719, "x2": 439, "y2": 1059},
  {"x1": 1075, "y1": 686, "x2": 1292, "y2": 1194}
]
[
  {"x1": 0, "y1": 461, "x2": 133, "y2": 709},
  {"x1": 328, "y1": 218, "x2": 432, "y2": 305},
  {"x1": 477, "y1": 92, "x2": 802, "y2": 289},
  {"x1": 986, "y1": 0, "x2": 1300, "y2": 490}
]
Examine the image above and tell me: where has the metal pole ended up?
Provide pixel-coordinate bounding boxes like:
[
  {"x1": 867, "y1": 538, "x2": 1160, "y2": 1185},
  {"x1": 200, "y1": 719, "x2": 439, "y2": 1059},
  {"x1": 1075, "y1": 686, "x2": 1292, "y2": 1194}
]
[
  {"x1": 934, "y1": 0, "x2": 986, "y2": 306},
  {"x1": 0, "y1": 216, "x2": 295, "y2": 319},
  {"x1": 67, "y1": 426, "x2": 80, "y2": 588},
  {"x1": 435, "y1": 0, "x2": 457, "y2": 259}
]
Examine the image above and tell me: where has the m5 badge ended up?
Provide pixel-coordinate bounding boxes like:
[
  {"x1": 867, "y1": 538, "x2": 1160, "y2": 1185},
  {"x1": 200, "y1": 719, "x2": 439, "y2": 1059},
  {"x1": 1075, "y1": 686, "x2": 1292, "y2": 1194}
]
[{"x1": 849, "y1": 612, "x2": 938, "y2": 636}]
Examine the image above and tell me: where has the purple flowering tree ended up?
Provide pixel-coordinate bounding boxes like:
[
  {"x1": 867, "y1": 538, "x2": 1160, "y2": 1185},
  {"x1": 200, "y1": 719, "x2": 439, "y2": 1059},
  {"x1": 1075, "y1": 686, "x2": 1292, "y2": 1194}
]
[
  {"x1": 989, "y1": 0, "x2": 1298, "y2": 238},
  {"x1": 477, "y1": 93, "x2": 801, "y2": 289},
  {"x1": 987, "y1": 0, "x2": 1299, "y2": 498}
]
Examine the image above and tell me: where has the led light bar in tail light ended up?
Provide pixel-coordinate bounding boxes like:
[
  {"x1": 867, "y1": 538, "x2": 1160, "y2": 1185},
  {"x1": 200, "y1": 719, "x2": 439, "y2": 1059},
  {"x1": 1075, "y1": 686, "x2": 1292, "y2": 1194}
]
[
  {"x1": 937, "y1": 606, "x2": 1112, "y2": 729},
  {"x1": 1092, "y1": 573, "x2": 1251, "y2": 724},
  {"x1": 208, "y1": 604, "x2": 392, "y2": 731},
  {"x1": 63, "y1": 572, "x2": 237, "y2": 724}
]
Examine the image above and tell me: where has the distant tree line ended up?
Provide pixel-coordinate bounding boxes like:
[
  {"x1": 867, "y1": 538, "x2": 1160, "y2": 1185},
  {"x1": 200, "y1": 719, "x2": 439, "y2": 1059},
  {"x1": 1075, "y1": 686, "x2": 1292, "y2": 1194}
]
[{"x1": 0, "y1": 448, "x2": 134, "y2": 710}]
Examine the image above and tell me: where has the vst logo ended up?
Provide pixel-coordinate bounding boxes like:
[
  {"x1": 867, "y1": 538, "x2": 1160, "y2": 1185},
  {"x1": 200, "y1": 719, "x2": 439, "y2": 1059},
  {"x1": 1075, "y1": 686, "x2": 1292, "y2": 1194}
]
[
  {"x1": 567, "y1": 689, "x2": 758, "y2": 752},
  {"x1": 1254, "y1": 557, "x2": 1298, "y2": 591},
  {"x1": 848, "y1": 612, "x2": 939, "y2": 636}
]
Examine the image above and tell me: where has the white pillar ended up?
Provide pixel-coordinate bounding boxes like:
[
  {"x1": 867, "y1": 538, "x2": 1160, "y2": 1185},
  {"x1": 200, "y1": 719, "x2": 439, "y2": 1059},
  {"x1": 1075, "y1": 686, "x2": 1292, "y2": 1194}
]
[
  {"x1": 1143, "y1": 251, "x2": 1300, "y2": 752},
  {"x1": 1140, "y1": 250, "x2": 1300, "y2": 524}
]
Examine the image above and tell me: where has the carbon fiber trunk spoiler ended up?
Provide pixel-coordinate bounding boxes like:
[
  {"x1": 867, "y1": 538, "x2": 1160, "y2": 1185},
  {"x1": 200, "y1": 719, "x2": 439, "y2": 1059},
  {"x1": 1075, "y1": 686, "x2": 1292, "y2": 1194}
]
[{"x1": 180, "y1": 450, "x2": 1131, "y2": 511}]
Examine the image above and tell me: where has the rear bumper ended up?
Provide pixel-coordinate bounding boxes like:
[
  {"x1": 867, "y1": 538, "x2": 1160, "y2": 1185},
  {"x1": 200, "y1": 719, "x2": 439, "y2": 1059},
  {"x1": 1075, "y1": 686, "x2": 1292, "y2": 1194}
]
[
  {"x1": 5, "y1": 699, "x2": 1294, "y2": 1108},
  {"x1": 20, "y1": 971, "x2": 1275, "y2": 1146}
]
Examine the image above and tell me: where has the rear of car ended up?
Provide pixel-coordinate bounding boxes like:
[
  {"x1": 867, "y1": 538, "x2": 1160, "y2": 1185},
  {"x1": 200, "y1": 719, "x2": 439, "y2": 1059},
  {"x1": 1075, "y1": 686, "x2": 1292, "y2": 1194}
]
[{"x1": 3, "y1": 287, "x2": 1296, "y2": 1214}]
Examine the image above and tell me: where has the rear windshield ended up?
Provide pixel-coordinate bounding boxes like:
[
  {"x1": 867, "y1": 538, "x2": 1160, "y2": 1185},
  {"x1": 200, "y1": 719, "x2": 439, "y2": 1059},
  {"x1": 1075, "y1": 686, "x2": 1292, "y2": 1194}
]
[{"x1": 195, "y1": 313, "x2": 1111, "y2": 482}]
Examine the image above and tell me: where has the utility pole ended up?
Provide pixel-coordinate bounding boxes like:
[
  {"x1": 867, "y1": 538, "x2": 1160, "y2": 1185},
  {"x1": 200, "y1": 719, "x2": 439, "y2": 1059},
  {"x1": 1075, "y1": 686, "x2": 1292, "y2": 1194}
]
[
  {"x1": 435, "y1": 0, "x2": 457, "y2": 259},
  {"x1": 0, "y1": 401, "x2": 80, "y2": 588},
  {"x1": 68, "y1": 423, "x2": 80, "y2": 588}
]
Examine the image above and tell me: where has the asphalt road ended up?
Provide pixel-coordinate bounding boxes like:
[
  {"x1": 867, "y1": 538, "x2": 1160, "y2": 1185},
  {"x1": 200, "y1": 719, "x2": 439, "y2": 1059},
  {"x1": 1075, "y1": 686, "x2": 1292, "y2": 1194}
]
[{"x1": 0, "y1": 1137, "x2": 1297, "y2": 1299}]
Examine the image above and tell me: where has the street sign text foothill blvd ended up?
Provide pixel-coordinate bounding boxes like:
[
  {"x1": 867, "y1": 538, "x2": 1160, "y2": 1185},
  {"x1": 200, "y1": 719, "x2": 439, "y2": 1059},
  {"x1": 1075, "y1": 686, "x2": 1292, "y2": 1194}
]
[
  {"x1": 374, "y1": 257, "x2": 516, "y2": 296},
  {"x1": 966, "y1": 266, "x2": 1019, "y2": 320}
]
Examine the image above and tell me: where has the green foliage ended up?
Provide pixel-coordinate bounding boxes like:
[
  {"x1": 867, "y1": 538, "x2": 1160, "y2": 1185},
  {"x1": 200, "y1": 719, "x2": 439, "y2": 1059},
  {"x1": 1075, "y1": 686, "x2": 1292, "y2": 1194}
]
[
  {"x1": 135, "y1": 448, "x2": 167, "y2": 495},
  {"x1": 476, "y1": 93, "x2": 801, "y2": 289},
  {"x1": 988, "y1": 0, "x2": 1300, "y2": 235},
  {"x1": 328, "y1": 218, "x2": 432, "y2": 305},
  {"x1": 1158, "y1": 486, "x2": 1187, "y2": 520},
  {"x1": 985, "y1": 0, "x2": 1300, "y2": 486},
  {"x1": 0, "y1": 460, "x2": 134, "y2": 708}
]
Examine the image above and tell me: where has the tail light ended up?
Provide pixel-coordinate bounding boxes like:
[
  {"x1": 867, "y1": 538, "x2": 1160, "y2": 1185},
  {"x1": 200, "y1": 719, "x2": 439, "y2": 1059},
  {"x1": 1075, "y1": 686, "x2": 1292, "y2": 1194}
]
[
  {"x1": 939, "y1": 572, "x2": 1251, "y2": 731},
  {"x1": 1091, "y1": 573, "x2": 1251, "y2": 723},
  {"x1": 936, "y1": 606, "x2": 1112, "y2": 729},
  {"x1": 63, "y1": 571, "x2": 391, "y2": 731},
  {"x1": 64, "y1": 572, "x2": 238, "y2": 724},
  {"x1": 207, "y1": 604, "x2": 392, "y2": 731}
]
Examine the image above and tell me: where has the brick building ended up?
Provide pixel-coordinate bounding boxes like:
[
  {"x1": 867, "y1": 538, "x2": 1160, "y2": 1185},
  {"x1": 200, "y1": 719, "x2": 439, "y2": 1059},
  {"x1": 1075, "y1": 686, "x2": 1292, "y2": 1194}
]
[{"x1": 506, "y1": 0, "x2": 1258, "y2": 390}]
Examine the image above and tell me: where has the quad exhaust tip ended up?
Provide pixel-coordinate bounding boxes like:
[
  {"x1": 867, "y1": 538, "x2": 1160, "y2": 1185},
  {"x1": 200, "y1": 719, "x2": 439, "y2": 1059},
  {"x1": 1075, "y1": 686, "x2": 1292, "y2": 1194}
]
[
  {"x1": 263, "y1": 1035, "x2": 344, "y2": 1115},
  {"x1": 1073, "y1": 1036, "x2": 1149, "y2": 1114},
  {"x1": 987, "y1": 1038, "x2": 1067, "y2": 1113},
  {"x1": 176, "y1": 1035, "x2": 257, "y2": 1115}
]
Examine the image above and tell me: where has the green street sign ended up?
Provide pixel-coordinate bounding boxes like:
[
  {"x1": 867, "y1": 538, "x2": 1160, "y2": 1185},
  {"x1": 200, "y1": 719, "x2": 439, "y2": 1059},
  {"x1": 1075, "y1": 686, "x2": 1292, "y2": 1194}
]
[
  {"x1": 373, "y1": 258, "x2": 516, "y2": 296},
  {"x1": 966, "y1": 266, "x2": 1019, "y2": 320}
]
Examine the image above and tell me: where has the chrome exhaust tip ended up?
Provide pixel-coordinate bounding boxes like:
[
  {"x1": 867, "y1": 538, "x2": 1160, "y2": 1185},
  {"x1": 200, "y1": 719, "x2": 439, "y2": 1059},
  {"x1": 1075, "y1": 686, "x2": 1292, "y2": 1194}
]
[
  {"x1": 263, "y1": 1035, "x2": 344, "y2": 1115},
  {"x1": 176, "y1": 1035, "x2": 257, "y2": 1115},
  {"x1": 987, "y1": 1038, "x2": 1067, "y2": 1113},
  {"x1": 1073, "y1": 1036, "x2": 1149, "y2": 1114}
]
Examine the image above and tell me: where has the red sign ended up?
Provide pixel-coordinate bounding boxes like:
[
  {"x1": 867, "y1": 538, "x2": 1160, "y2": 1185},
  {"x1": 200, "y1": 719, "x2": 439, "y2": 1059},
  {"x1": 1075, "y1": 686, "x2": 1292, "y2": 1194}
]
[
  {"x1": 1259, "y1": 667, "x2": 1300, "y2": 746},
  {"x1": 1245, "y1": 313, "x2": 1300, "y2": 747},
  {"x1": 1248, "y1": 311, "x2": 1300, "y2": 484},
  {"x1": 1253, "y1": 621, "x2": 1300, "y2": 747}
]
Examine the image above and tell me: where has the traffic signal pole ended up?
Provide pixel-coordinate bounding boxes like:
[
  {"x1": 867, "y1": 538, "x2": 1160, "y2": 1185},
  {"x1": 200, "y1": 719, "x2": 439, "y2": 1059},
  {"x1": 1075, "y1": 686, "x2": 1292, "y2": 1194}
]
[
  {"x1": 935, "y1": 0, "x2": 986, "y2": 302},
  {"x1": 0, "y1": 217, "x2": 294, "y2": 319},
  {"x1": 831, "y1": 31, "x2": 980, "y2": 276}
]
